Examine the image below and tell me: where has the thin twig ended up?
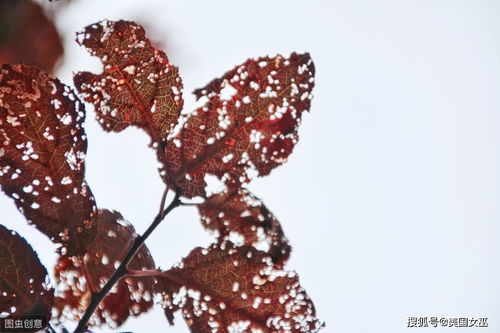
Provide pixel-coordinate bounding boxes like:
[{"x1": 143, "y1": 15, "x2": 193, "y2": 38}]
[
  {"x1": 73, "y1": 190, "x2": 182, "y2": 333},
  {"x1": 158, "y1": 186, "x2": 169, "y2": 218},
  {"x1": 127, "y1": 268, "x2": 181, "y2": 282},
  {"x1": 78, "y1": 254, "x2": 97, "y2": 293}
]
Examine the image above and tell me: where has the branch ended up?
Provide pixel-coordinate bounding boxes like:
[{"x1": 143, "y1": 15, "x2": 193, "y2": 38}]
[
  {"x1": 127, "y1": 268, "x2": 187, "y2": 286},
  {"x1": 73, "y1": 190, "x2": 182, "y2": 333}
]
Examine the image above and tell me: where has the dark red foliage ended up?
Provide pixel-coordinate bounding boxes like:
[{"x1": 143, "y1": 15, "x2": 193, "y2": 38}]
[
  {"x1": 163, "y1": 52, "x2": 315, "y2": 198},
  {"x1": 198, "y1": 188, "x2": 291, "y2": 267},
  {"x1": 71, "y1": 21, "x2": 316, "y2": 200},
  {"x1": 73, "y1": 20, "x2": 183, "y2": 144},
  {"x1": 0, "y1": 0, "x2": 63, "y2": 73},
  {"x1": 0, "y1": 18, "x2": 322, "y2": 332},
  {"x1": 0, "y1": 64, "x2": 96, "y2": 256},
  {"x1": 0, "y1": 224, "x2": 54, "y2": 323},
  {"x1": 54, "y1": 209, "x2": 156, "y2": 327},
  {"x1": 156, "y1": 243, "x2": 323, "y2": 332}
]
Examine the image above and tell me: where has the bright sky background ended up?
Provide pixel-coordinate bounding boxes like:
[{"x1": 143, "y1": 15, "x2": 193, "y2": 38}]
[{"x1": 1, "y1": 0, "x2": 500, "y2": 332}]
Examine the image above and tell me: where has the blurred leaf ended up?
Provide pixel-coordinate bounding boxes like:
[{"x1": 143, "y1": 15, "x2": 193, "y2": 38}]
[
  {"x1": 199, "y1": 188, "x2": 291, "y2": 267},
  {"x1": 0, "y1": 224, "x2": 54, "y2": 325},
  {"x1": 0, "y1": 0, "x2": 63, "y2": 73},
  {"x1": 54, "y1": 210, "x2": 156, "y2": 328}
]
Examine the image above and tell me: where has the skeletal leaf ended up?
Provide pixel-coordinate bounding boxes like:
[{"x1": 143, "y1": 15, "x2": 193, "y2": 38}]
[
  {"x1": 156, "y1": 243, "x2": 323, "y2": 332},
  {"x1": 73, "y1": 20, "x2": 183, "y2": 144},
  {"x1": 54, "y1": 210, "x2": 156, "y2": 328},
  {"x1": 0, "y1": 64, "x2": 96, "y2": 256},
  {"x1": 0, "y1": 224, "x2": 54, "y2": 324},
  {"x1": 198, "y1": 188, "x2": 290, "y2": 267},
  {"x1": 162, "y1": 52, "x2": 315, "y2": 197}
]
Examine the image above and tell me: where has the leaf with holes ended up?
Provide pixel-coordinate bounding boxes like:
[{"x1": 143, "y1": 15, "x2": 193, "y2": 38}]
[
  {"x1": 0, "y1": 224, "x2": 54, "y2": 324},
  {"x1": 162, "y1": 52, "x2": 315, "y2": 198},
  {"x1": 0, "y1": 0, "x2": 64, "y2": 73},
  {"x1": 54, "y1": 209, "x2": 155, "y2": 327},
  {"x1": 0, "y1": 64, "x2": 96, "y2": 256},
  {"x1": 198, "y1": 188, "x2": 290, "y2": 267},
  {"x1": 155, "y1": 243, "x2": 323, "y2": 332},
  {"x1": 73, "y1": 20, "x2": 183, "y2": 145}
]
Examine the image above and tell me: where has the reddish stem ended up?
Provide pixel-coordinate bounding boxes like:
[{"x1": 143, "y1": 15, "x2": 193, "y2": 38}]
[
  {"x1": 158, "y1": 186, "x2": 169, "y2": 218},
  {"x1": 78, "y1": 254, "x2": 97, "y2": 293}
]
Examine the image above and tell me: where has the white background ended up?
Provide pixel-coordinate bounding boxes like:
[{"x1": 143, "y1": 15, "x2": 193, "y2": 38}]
[{"x1": 1, "y1": 0, "x2": 500, "y2": 332}]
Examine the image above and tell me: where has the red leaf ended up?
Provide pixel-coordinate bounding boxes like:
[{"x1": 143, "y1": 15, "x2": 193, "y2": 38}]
[
  {"x1": 0, "y1": 64, "x2": 96, "y2": 256},
  {"x1": 0, "y1": 225, "x2": 54, "y2": 323},
  {"x1": 73, "y1": 20, "x2": 183, "y2": 144},
  {"x1": 162, "y1": 52, "x2": 315, "y2": 197},
  {"x1": 0, "y1": 0, "x2": 63, "y2": 73},
  {"x1": 199, "y1": 188, "x2": 291, "y2": 267},
  {"x1": 54, "y1": 209, "x2": 155, "y2": 327},
  {"x1": 156, "y1": 244, "x2": 323, "y2": 332}
]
